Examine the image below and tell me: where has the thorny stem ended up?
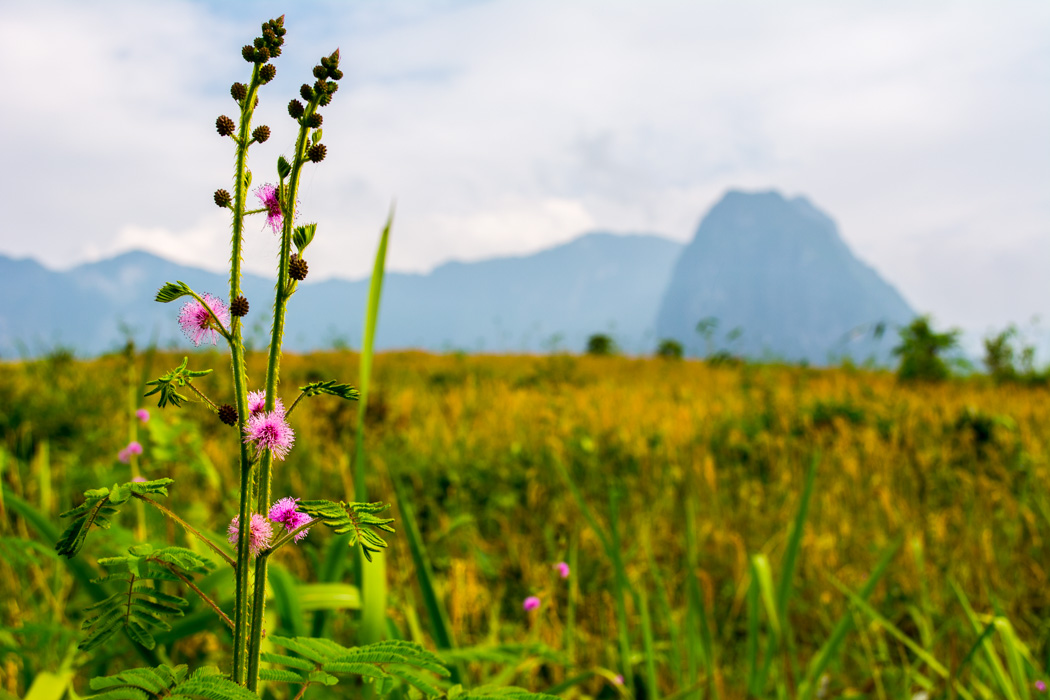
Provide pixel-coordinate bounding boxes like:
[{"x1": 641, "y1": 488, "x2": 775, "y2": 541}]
[
  {"x1": 133, "y1": 494, "x2": 236, "y2": 569},
  {"x1": 284, "y1": 390, "x2": 308, "y2": 418},
  {"x1": 164, "y1": 563, "x2": 233, "y2": 629},
  {"x1": 186, "y1": 383, "x2": 220, "y2": 412}
]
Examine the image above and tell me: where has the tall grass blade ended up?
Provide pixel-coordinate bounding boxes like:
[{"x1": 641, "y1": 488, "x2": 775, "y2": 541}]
[
  {"x1": 639, "y1": 586, "x2": 659, "y2": 700},
  {"x1": 607, "y1": 485, "x2": 635, "y2": 691},
  {"x1": 951, "y1": 580, "x2": 1021, "y2": 700}
]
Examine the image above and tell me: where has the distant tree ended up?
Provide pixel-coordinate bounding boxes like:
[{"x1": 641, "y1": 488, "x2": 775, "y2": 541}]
[
  {"x1": 586, "y1": 333, "x2": 618, "y2": 356},
  {"x1": 983, "y1": 326, "x2": 1018, "y2": 383},
  {"x1": 656, "y1": 339, "x2": 683, "y2": 360},
  {"x1": 893, "y1": 316, "x2": 959, "y2": 382},
  {"x1": 696, "y1": 316, "x2": 719, "y2": 355}
]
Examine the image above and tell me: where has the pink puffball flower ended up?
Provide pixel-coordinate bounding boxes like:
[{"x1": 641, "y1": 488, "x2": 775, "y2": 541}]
[
  {"x1": 136, "y1": 409, "x2": 150, "y2": 423},
  {"x1": 247, "y1": 390, "x2": 285, "y2": 417},
  {"x1": 131, "y1": 476, "x2": 147, "y2": 483},
  {"x1": 227, "y1": 513, "x2": 273, "y2": 557},
  {"x1": 178, "y1": 293, "x2": 230, "y2": 347},
  {"x1": 523, "y1": 596, "x2": 541, "y2": 612},
  {"x1": 255, "y1": 184, "x2": 284, "y2": 234},
  {"x1": 127, "y1": 441, "x2": 143, "y2": 455},
  {"x1": 244, "y1": 410, "x2": 295, "y2": 460},
  {"x1": 1037, "y1": 680, "x2": 1047, "y2": 693},
  {"x1": 117, "y1": 448, "x2": 130, "y2": 463},
  {"x1": 269, "y1": 497, "x2": 311, "y2": 542},
  {"x1": 556, "y1": 562, "x2": 570, "y2": 579}
]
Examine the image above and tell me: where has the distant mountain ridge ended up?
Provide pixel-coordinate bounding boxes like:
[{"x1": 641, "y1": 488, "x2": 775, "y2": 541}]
[{"x1": 0, "y1": 190, "x2": 917, "y2": 364}]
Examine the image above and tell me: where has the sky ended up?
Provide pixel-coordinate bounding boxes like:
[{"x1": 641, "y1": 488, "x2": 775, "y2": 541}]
[{"x1": 2, "y1": 0, "x2": 1048, "y2": 344}]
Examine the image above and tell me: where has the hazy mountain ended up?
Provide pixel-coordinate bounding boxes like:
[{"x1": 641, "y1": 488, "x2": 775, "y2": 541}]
[
  {"x1": 0, "y1": 232, "x2": 683, "y2": 358},
  {"x1": 655, "y1": 190, "x2": 915, "y2": 364}
]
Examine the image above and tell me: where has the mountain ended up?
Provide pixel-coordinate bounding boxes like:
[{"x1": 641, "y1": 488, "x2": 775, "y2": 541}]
[
  {"x1": 655, "y1": 190, "x2": 915, "y2": 364},
  {"x1": 0, "y1": 232, "x2": 683, "y2": 358}
]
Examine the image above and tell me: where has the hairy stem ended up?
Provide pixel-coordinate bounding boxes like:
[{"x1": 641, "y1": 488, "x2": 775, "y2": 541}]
[
  {"x1": 133, "y1": 494, "x2": 236, "y2": 569},
  {"x1": 164, "y1": 563, "x2": 233, "y2": 629}
]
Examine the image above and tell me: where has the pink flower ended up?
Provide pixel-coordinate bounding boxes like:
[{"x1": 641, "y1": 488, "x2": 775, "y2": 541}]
[
  {"x1": 269, "y1": 497, "x2": 311, "y2": 542},
  {"x1": 132, "y1": 476, "x2": 147, "y2": 483},
  {"x1": 247, "y1": 390, "x2": 285, "y2": 416},
  {"x1": 227, "y1": 513, "x2": 273, "y2": 557},
  {"x1": 244, "y1": 410, "x2": 295, "y2": 460},
  {"x1": 556, "y1": 562, "x2": 570, "y2": 579},
  {"x1": 127, "y1": 441, "x2": 143, "y2": 455},
  {"x1": 1037, "y1": 680, "x2": 1047, "y2": 693},
  {"x1": 523, "y1": 596, "x2": 541, "y2": 612},
  {"x1": 136, "y1": 409, "x2": 150, "y2": 423},
  {"x1": 178, "y1": 293, "x2": 229, "y2": 346},
  {"x1": 255, "y1": 184, "x2": 284, "y2": 234},
  {"x1": 613, "y1": 675, "x2": 624, "y2": 686},
  {"x1": 117, "y1": 448, "x2": 130, "y2": 463}
]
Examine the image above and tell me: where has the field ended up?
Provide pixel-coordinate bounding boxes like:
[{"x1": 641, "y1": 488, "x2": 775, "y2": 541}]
[{"x1": 1, "y1": 348, "x2": 1047, "y2": 699}]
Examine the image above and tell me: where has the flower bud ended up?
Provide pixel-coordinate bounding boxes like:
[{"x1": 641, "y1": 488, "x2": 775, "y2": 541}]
[
  {"x1": 288, "y1": 99, "x2": 305, "y2": 119},
  {"x1": 216, "y1": 115, "x2": 236, "y2": 136},
  {"x1": 313, "y1": 64, "x2": 327, "y2": 80},
  {"x1": 230, "y1": 295, "x2": 249, "y2": 317},
  {"x1": 254, "y1": 37, "x2": 265, "y2": 49},
  {"x1": 307, "y1": 143, "x2": 327, "y2": 163},
  {"x1": 218, "y1": 404, "x2": 238, "y2": 426},
  {"x1": 300, "y1": 83, "x2": 314, "y2": 101},
  {"x1": 318, "y1": 92, "x2": 333, "y2": 107},
  {"x1": 289, "y1": 254, "x2": 309, "y2": 281},
  {"x1": 255, "y1": 46, "x2": 270, "y2": 63},
  {"x1": 330, "y1": 68, "x2": 344, "y2": 81},
  {"x1": 242, "y1": 45, "x2": 255, "y2": 62},
  {"x1": 259, "y1": 63, "x2": 276, "y2": 84},
  {"x1": 306, "y1": 112, "x2": 322, "y2": 128},
  {"x1": 214, "y1": 189, "x2": 232, "y2": 207},
  {"x1": 231, "y1": 82, "x2": 247, "y2": 101},
  {"x1": 252, "y1": 125, "x2": 271, "y2": 143}
]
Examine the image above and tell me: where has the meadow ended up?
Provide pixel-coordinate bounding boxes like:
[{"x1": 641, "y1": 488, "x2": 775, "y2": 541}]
[{"x1": 1, "y1": 348, "x2": 1047, "y2": 699}]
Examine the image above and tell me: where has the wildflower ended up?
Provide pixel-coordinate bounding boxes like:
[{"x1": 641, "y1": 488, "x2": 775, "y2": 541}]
[
  {"x1": 247, "y1": 390, "x2": 285, "y2": 416},
  {"x1": 132, "y1": 476, "x2": 147, "y2": 483},
  {"x1": 255, "y1": 184, "x2": 283, "y2": 234},
  {"x1": 269, "y1": 497, "x2": 311, "y2": 541},
  {"x1": 1037, "y1": 681, "x2": 1047, "y2": 693},
  {"x1": 117, "y1": 448, "x2": 130, "y2": 463},
  {"x1": 127, "y1": 441, "x2": 143, "y2": 455},
  {"x1": 136, "y1": 408, "x2": 150, "y2": 423},
  {"x1": 244, "y1": 410, "x2": 295, "y2": 460},
  {"x1": 613, "y1": 675, "x2": 624, "y2": 686},
  {"x1": 178, "y1": 293, "x2": 229, "y2": 346},
  {"x1": 227, "y1": 513, "x2": 273, "y2": 557},
  {"x1": 556, "y1": 562, "x2": 570, "y2": 579},
  {"x1": 523, "y1": 596, "x2": 541, "y2": 612}
]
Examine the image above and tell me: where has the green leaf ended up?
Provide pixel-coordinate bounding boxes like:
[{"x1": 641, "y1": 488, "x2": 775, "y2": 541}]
[
  {"x1": 155, "y1": 281, "x2": 193, "y2": 304},
  {"x1": 56, "y1": 480, "x2": 174, "y2": 558},
  {"x1": 299, "y1": 379, "x2": 359, "y2": 401},
  {"x1": 293, "y1": 223, "x2": 317, "y2": 253},
  {"x1": 144, "y1": 358, "x2": 214, "y2": 409},
  {"x1": 297, "y1": 500, "x2": 395, "y2": 562},
  {"x1": 277, "y1": 155, "x2": 292, "y2": 179}
]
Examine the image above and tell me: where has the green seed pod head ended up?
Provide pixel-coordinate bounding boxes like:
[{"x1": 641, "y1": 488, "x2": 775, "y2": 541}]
[
  {"x1": 214, "y1": 189, "x2": 232, "y2": 207},
  {"x1": 313, "y1": 64, "x2": 327, "y2": 80},
  {"x1": 242, "y1": 45, "x2": 255, "y2": 62},
  {"x1": 215, "y1": 115, "x2": 236, "y2": 136},
  {"x1": 254, "y1": 37, "x2": 265, "y2": 49},
  {"x1": 330, "y1": 68, "x2": 344, "y2": 81},
  {"x1": 255, "y1": 46, "x2": 270, "y2": 64},
  {"x1": 300, "y1": 83, "x2": 314, "y2": 102},
  {"x1": 230, "y1": 82, "x2": 247, "y2": 101},
  {"x1": 318, "y1": 92, "x2": 333, "y2": 107},
  {"x1": 306, "y1": 112, "x2": 322, "y2": 128},
  {"x1": 287, "y1": 99, "x2": 305, "y2": 119},
  {"x1": 307, "y1": 143, "x2": 327, "y2": 163},
  {"x1": 259, "y1": 63, "x2": 276, "y2": 84},
  {"x1": 252, "y1": 125, "x2": 270, "y2": 143}
]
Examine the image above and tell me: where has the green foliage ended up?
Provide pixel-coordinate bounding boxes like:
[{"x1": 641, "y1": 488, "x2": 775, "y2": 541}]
[
  {"x1": 154, "y1": 281, "x2": 194, "y2": 304},
  {"x1": 55, "y1": 479, "x2": 174, "y2": 558},
  {"x1": 893, "y1": 315, "x2": 959, "y2": 382},
  {"x1": 79, "y1": 544, "x2": 215, "y2": 651},
  {"x1": 983, "y1": 325, "x2": 1047, "y2": 385},
  {"x1": 87, "y1": 664, "x2": 259, "y2": 700},
  {"x1": 296, "y1": 500, "x2": 395, "y2": 562},
  {"x1": 292, "y1": 223, "x2": 316, "y2": 253},
  {"x1": 585, "y1": 333, "x2": 617, "y2": 356},
  {"x1": 299, "y1": 379, "x2": 360, "y2": 401},
  {"x1": 263, "y1": 635, "x2": 450, "y2": 697},
  {"x1": 143, "y1": 358, "x2": 213, "y2": 409},
  {"x1": 655, "y1": 338, "x2": 683, "y2": 359}
]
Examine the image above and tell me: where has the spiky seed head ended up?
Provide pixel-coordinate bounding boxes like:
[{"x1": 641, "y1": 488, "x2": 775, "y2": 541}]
[
  {"x1": 255, "y1": 46, "x2": 270, "y2": 63},
  {"x1": 307, "y1": 143, "x2": 327, "y2": 163},
  {"x1": 230, "y1": 295, "x2": 249, "y2": 317},
  {"x1": 214, "y1": 189, "x2": 232, "y2": 207},
  {"x1": 242, "y1": 45, "x2": 255, "y2": 62},
  {"x1": 252, "y1": 125, "x2": 271, "y2": 143},
  {"x1": 313, "y1": 64, "x2": 327, "y2": 80},
  {"x1": 306, "y1": 112, "x2": 322, "y2": 128},
  {"x1": 330, "y1": 68, "x2": 344, "y2": 81},
  {"x1": 289, "y1": 254, "x2": 309, "y2": 281},
  {"x1": 259, "y1": 63, "x2": 276, "y2": 83},
  {"x1": 254, "y1": 37, "x2": 265, "y2": 49},
  {"x1": 287, "y1": 99, "x2": 305, "y2": 119},
  {"x1": 300, "y1": 83, "x2": 314, "y2": 101},
  {"x1": 231, "y1": 82, "x2": 247, "y2": 101},
  {"x1": 318, "y1": 92, "x2": 332, "y2": 107},
  {"x1": 218, "y1": 404, "x2": 238, "y2": 426},
  {"x1": 216, "y1": 115, "x2": 236, "y2": 136}
]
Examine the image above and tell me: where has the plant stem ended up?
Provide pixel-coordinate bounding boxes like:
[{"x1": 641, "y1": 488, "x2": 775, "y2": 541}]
[
  {"x1": 164, "y1": 563, "x2": 233, "y2": 629},
  {"x1": 134, "y1": 494, "x2": 236, "y2": 568}
]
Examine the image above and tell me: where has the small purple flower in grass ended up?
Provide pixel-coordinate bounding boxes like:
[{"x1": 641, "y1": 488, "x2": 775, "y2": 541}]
[
  {"x1": 227, "y1": 513, "x2": 273, "y2": 557},
  {"x1": 255, "y1": 184, "x2": 283, "y2": 234},
  {"x1": 178, "y1": 293, "x2": 230, "y2": 346},
  {"x1": 556, "y1": 562, "x2": 570, "y2": 579},
  {"x1": 127, "y1": 441, "x2": 143, "y2": 455},
  {"x1": 523, "y1": 596, "x2": 541, "y2": 612},
  {"x1": 1037, "y1": 680, "x2": 1047, "y2": 693},
  {"x1": 136, "y1": 409, "x2": 150, "y2": 423},
  {"x1": 244, "y1": 410, "x2": 295, "y2": 460},
  {"x1": 132, "y1": 476, "x2": 147, "y2": 483},
  {"x1": 613, "y1": 675, "x2": 624, "y2": 686},
  {"x1": 118, "y1": 448, "x2": 130, "y2": 463},
  {"x1": 247, "y1": 390, "x2": 285, "y2": 417},
  {"x1": 270, "y1": 497, "x2": 311, "y2": 542}
]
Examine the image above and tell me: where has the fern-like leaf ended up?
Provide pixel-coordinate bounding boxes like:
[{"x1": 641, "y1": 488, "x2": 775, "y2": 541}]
[
  {"x1": 299, "y1": 379, "x2": 360, "y2": 401},
  {"x1": 155, "y1": 281, "x2": 194, "y2": 304},
  {"x1": 296, "y1": 500, "x2": 395, "y2": 562},
  {"x1": 79, "y1": 544, "x2": 215, "y2": 651},
  {"x1": 143, "y1": 358, "x2": 214, "y2": 409},
  {"x1": 87, "y1": 664, "x2": 188, "y2": 699},
  {"x1": 56, "y1": 479, "x2": 174, "y2": 558}
]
